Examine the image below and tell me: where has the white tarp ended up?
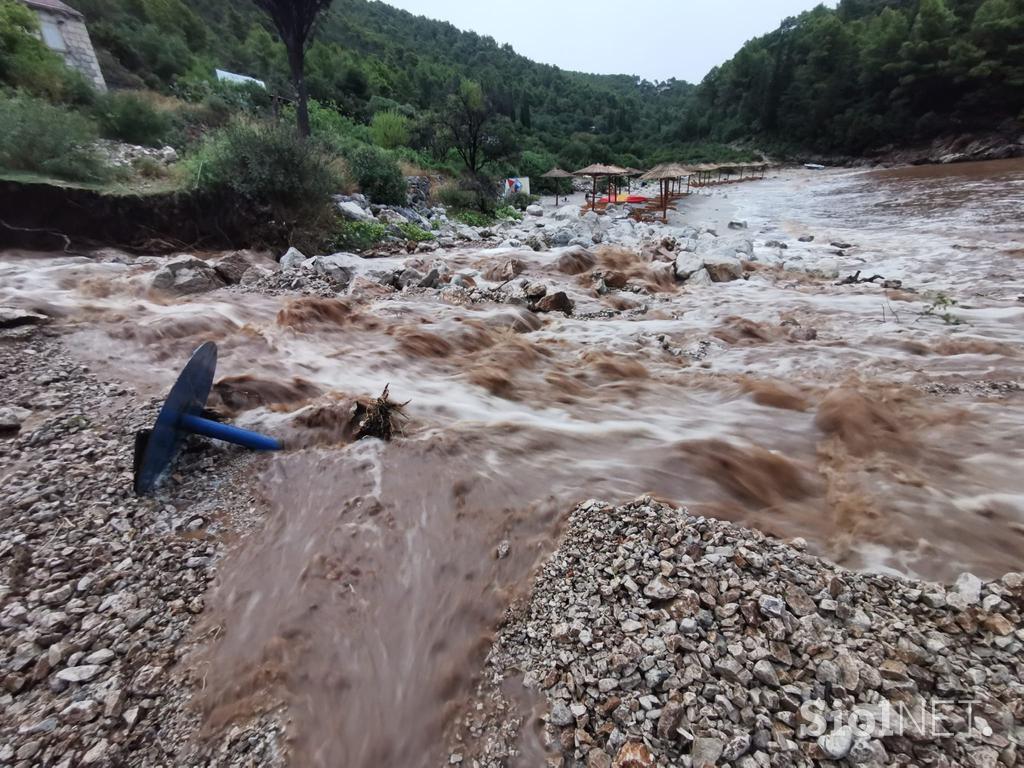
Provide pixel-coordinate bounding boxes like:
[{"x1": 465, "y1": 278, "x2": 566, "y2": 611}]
[{"x1": 215, "y1": 69, "x2": 266, "y2": 89}]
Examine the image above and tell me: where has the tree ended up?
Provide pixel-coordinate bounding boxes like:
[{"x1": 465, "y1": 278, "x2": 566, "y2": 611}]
[
  {"x1": 440, "y1": 79, "x2": 492, "y2": 175},
  {"x1": 252, "y1": 0, "x2": 334, "y2": 137}
]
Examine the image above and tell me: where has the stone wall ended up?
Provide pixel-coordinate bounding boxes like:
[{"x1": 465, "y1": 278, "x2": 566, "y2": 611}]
[{"x1": 35, "y1": 7, "x2": 107, "y2": 92}]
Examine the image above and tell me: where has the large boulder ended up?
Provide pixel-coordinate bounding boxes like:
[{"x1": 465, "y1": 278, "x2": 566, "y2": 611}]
[
  {"x1": 337, "y1": 200, "x2": 375, "y2": 222},
  {"x1": 674, "y1": 252, "x2": 705, "y2": 281},
  {"x1": 688, "y1": 267, "x2": 714, "y2": 287},
  {"x1": 311, "y1": 254, "x2": 357, "y2": 288},
  {"x1": 214, "y1": 250, "x2": 278, "y2": 285},
  {"x1": 535, "y1": 291, "x2": 574, "y2": 314},
  {"x1": 151, "y1": 258, "x2": 226, "y2": 295},
  {"x1": 703, "y1": 257, "x2": 744, "y2": 283},
  {"x1": 552, "y1": 205, "x2": 581, "y2": 221},
  {"x1": 525, "y1": 204, "x2": 544, "y2": 217},
  {"x1": 279, "y1": 247, "x2": 308, "y2": 270}
]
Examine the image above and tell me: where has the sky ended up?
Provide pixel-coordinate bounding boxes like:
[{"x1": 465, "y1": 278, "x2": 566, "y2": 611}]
[{"x1": 382, "y1": 0, "x2": 838, "y2": 84}]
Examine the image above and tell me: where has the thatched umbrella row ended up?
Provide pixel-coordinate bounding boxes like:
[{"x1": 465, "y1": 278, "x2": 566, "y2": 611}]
[{"x1": 537, "y1": 161, "x2": 771, "y2": 212}]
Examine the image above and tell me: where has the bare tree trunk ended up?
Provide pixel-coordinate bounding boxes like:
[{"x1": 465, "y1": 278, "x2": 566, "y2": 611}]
[{"x1": 289, "y1": 47, "x2": 311, "y2": 138}]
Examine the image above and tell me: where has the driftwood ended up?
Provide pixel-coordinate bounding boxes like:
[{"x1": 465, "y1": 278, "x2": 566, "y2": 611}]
[
  {"x1": 353, "y1": 384, "x2": 409, "y2": 441},
  {"x1": 836, "y1": 270, "x2": 902, "y2": 289}
]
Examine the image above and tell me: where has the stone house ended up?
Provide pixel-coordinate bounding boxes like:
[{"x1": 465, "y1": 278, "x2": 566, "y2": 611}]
[{"x1": 20, "y1": 0, "x2": 107, "y2": 91}]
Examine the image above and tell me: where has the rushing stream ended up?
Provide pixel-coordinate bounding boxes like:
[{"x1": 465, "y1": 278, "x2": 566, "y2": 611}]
[{"x1": 2, "y1": 160, "x2": 1023, "y2": 766}]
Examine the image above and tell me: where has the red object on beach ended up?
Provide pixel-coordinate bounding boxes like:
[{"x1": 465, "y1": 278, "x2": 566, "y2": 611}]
[{"x1": 599, "y1": 195, "x2": 648, "y2": 204}]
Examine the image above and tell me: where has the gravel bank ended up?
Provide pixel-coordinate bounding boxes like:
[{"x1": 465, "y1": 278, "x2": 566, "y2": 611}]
[
  {"x1": 453, "y1": 498, "x2": 1023, "y2": 768},
  {"x1": 0, "y1": 327, "x2": 281, "y2": 767}
]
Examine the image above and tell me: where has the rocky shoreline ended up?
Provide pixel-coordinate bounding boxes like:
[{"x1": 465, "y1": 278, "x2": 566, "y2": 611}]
[{"x1": 452, "y1": 499, "x2": 1023, "y2": 768}]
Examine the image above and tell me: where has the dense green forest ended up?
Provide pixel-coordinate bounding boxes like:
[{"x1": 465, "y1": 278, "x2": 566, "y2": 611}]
[{"x1": 686, "y1": 0, "x2": 1024, "y2": 153}]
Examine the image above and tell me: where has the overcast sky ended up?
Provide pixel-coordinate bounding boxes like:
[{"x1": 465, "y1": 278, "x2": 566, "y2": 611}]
[{"x1": 382, "y1": 0, "x2": 837, "y2": 83}]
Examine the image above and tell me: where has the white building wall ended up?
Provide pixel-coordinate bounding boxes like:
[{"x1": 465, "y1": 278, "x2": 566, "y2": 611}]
[{"x1": 35, "y1": 7, "x2": 107, "y2": 92}]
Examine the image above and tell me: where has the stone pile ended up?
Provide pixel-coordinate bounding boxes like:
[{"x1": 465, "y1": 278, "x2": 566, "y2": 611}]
[
  {"x1": 453, "y1": 498, "x2": 1023, "y2": 768},
  {"x1": 0, "y1": 330, "x2": 281, "y2": 767}
]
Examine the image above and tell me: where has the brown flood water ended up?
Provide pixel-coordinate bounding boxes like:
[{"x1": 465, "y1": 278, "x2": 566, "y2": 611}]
[{"x1": 2, "y1": 158, "x2": 1023, "y2": 766}]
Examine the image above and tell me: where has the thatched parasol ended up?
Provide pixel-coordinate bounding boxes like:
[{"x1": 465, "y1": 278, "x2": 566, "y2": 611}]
[
  {"x1": 542, "y1": 167, "x2": 574, "y2": 204},
  {"x1": 574, "y1": 164, "x2": 631, "y2": 211},
  {"x1": 640, "y1": 164, "x2": 693, "y2": 218}
]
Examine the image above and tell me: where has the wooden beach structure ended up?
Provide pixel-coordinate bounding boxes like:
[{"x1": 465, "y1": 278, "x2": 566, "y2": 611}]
[
  {"x1": 574, "y1": 163, "x2": 630, "y2": 212},
  {"x1": 541, "y1": 167, "x2": 574, "y2": 205}
]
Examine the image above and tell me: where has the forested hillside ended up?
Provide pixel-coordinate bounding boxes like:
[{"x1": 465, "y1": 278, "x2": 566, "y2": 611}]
[
  {"x1": 683, "y1": 0, "x2": 1024, "y2": 154},
  {"x1": 67, "y1": 0, "x2": 704, "y2": 169}
]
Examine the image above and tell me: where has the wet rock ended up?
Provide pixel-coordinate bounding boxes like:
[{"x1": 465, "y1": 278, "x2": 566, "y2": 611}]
[
  {"x1": 819, "y1": 725, "x2": 855, "y2": 760},
  {"x1": 674, "y1": 252, "x2": 704, "y2": 281},
  {"x1": 214, "y1": 250, "x2": 277, "y2": 285},
  {"x1": 337, "y1": 200, "x2": 375, "y2": 222},
  {"x1": 535, "y1": 292, "x2": 574, "y2": 315},
  {"x1": 728, "y1": 220, "x2": 748, "y2": 230},
  {"x1": 56, "y1": 664, "x2": 103, "y2": 683},
  {"x1": 151, "y1": 258, "x2": 227, "y2": 295},
  {"x1": 279, "y1": 247, "x2": 308, "y2": 270},
  {"x1": 526, "y1": 204, "x2": 544, "y2": 217},
  {"x1": 703, "y1": 257, "x2": 743, "y2": 283},
  {"x1": 0, "y1": 405, "x2": 31, "y2": 435},
  {"x1": 311, "y1": 254, "x2": 356, "y2": 288},
  {"x1": 643, "y1": 575, "x2": 677, "y2": 600},
  {"x1": 952, "y1": 572, "x2": 983, "y2": 607},
  {"x1": 691, "y1": 737, "x2": 724, "y2": 767},
  {"x1": 687, "y1": 267, "x2": 714, "y2": 287},
  {"x1": 799, "y1": 235, "x2": 814, "y2": 242},
  {"x1": 549, "y1": 701, "x2": 575, "y2": 727},
  {"x1": 0, "y1": 307, "x2": 50, "y2": 328}
]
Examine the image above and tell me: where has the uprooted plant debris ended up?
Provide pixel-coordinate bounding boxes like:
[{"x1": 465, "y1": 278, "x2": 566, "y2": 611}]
[
  {"x1": 353, "y1": 384, "x2": 409, "y2": 441},
  {"x1": 836, "y1": 270, "x2": 903, "y2": 289}
]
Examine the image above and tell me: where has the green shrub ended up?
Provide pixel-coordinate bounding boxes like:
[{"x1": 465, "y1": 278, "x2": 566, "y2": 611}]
[
  {"x1": 370, "y1": 109, "x2": 410, "y2": 149},
  {"x1": 94, "y1": 92, "x2": 171, "y2": 147},
  {"x1": 190, "y1": 121, "x2": 339, "y2": 224},
  {"x1": 132, "y1": 155, "x2": 168, "y2": 179},
  {"x1": 454, "y1": 210, "x2": 495, "y2": 228},
  {"x1": 505, "y1": 192, "x2": 538, "y2": 211},
  {"x1": 495, "y1": 205, "x2": 522, "y2": 221},
  {"x1": 347, "y1": 145, "x2": 406, "y2": 205},
  {"x1": 394, "y1": 222, "x2": 434, "y2": 242},
  {"x1": 329, "y1": 219, "x2": 387, "y2": 251},
  {"x1": 436, "y1": 183, "x2": 476, "y2": 210},
  {"x1": 0, "y1": 93, "x2": 110, "y2": 182}
]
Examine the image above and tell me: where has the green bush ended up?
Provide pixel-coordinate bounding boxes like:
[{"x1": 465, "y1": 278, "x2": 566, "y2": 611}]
[
  {"x1": 94, "y1": 92, "x2": 172, "y2": 146},
  {"x1": 436, "y1": 183, "x2": 477, "y2": 211},
  {"x1": 347, "y1": 145, "x2": 406, "y2": 205},
  {"x1": 454, "y1": 210, "x2": 495, "y2": 228},
  {"x1": 505, "y1": 192, "x2": 538, "y2": 211},
  {"x1": 370, "y1": 109, "x2": 410, "y2": 149},
  {"x1": 190, "y1": 121, "x2": 339, "y2": 224},
  {"x1": 394, "y1": 221, "x2": 434, "y2": 242},
  {"x1": 329, "y1": 219, "x2": 387, "y2": 251},
  {"x1": 0, "y1": 0, "x2": 91, "y2": 101},
  {"x1": 0, "y1": 93, "x2": 110, "y2": 182},
  {"x1": 495, "y1": 205, "x2": 522, "y2": 221}
]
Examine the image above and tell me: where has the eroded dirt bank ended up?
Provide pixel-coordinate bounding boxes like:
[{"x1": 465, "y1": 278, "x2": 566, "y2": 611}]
[{"x1": 1, "y1": 160, "x2": 1023, "y2": 766}]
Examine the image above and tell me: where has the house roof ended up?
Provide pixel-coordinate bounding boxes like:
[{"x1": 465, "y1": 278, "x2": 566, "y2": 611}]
[{"x1": 20, "y1": 0, "x2": 84, "y2": 19}]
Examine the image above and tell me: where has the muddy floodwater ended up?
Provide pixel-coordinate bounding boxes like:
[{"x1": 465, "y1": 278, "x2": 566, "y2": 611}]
[{"x1": 2, "y1": 159, "x2": 1023, "y2": 766}]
